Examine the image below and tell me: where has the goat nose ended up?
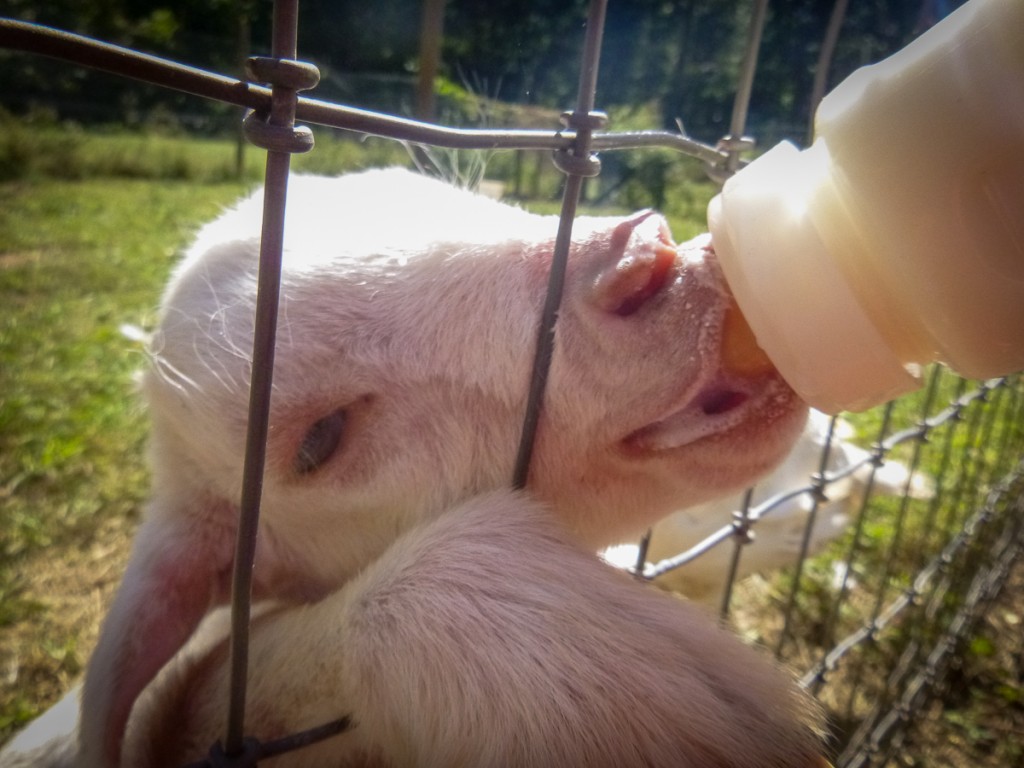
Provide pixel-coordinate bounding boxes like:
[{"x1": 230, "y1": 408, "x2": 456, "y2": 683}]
[{"x1": 591, "y1": 212, "x2": 678, "y2": 316}]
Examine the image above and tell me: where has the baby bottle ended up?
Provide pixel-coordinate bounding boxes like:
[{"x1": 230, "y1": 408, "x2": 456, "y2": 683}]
[{"x1": 708, "y1": 0, "x2": 1024, "y2": 413}]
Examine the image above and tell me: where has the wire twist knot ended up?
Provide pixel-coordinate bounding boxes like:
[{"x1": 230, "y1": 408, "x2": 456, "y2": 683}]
[
  {"x1": 705, "y1": 133, "x2": 756, "y2": 184},
  {"x1": 205, "y1": 738, "x2": 262, "y2": 768},
  {"x1": 553, "y1": 109, "x2": 607, "y2": 177},
  {"x1": 730, "y1": 510, "x2": 756, "y2": 545},
  {"x1": 243, "y1": 56, "x2": 319, "y2": 154}
]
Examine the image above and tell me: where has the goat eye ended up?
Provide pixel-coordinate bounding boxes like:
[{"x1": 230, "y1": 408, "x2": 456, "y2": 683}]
[{"x1": 295, "y1": 408, "x2": 347, "y2": 475}]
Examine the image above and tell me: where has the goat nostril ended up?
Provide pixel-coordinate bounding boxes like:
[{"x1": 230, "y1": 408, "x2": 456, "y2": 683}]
[
  {"x1": 597, "y1": 241, "x2": 677, "y2": 316},
  {"x1": 594, "y1": 214, "x2": 678, "y2": 317}
]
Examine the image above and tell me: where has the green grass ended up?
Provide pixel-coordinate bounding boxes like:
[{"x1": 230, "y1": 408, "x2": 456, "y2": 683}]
[
  {"x1": 0, "y1": 178, "x2": 249, "y2": 552},
  {"x1": 0, "y1": 120, "x2": 414, "y2": 184},
  {"x1": 1, "y1": 109, "x2": 720, "y2": 233},
  {"x1": 0, "y1": 177, "x2": 252, "y2": 737}
]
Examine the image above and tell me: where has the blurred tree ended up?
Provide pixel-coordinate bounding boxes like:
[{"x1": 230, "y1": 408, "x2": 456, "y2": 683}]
[
  {"x1": 807, "y1": 0, "x2": 850, "y2": 143},
  {"x1": 416, "y1": 0, "x2": 447, "y2": 120},
  {"x1": 0, "y1": 0, "x2": 969, "y2": 141},
  {"x1": 442, "y1": 0, "x2": 588, "y2": 108},
  {"x1": 0, "y1": 0, "x2": 265, "y2": 129}
]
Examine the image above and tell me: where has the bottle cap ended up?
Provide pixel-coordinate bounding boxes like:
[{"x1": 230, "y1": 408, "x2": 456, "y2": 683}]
[{"x1": 708, "y1": 141, "x2": 919, "y2": 413}]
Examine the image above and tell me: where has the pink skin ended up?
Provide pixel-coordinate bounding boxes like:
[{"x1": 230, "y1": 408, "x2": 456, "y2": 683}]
[
  {"x1": 532, "y1": 219, "x2": 804, "y2": 547},
  {"x1": 74, "y1": 169, "x2": 807, "y2": 767}
]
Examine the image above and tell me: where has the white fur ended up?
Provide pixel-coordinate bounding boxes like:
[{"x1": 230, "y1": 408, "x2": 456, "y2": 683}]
[
  {"x1": 117, "y1": 491, "x2": 824, "y2": 768},
  {"x1": 3, "y1": 169, "x2": 809, "y2": 767},
  {"x1": 3, "y1": 503, "x2": 829, "y2": 767}
]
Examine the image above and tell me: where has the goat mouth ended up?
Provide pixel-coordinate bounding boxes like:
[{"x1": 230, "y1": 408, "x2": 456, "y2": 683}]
[
  {"x1": 698, "y1": 387, "x2": 750, "y2": 415},
  {"x1": 614, "y1": 234, "x2": 793, "y2": 454},
  {"x1": 622, "y1": 377, "x2": 774, "y2": 452}
]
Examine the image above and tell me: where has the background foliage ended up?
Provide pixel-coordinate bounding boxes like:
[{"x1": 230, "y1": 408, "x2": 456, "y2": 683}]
[{"x1": 1, "y1": 0, "x2": 967, "y2": 145}]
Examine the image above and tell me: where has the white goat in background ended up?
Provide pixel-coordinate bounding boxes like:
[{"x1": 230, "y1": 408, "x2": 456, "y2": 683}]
[{"x1": 606, "y1": 410, "x2": 935, "y2": 606}]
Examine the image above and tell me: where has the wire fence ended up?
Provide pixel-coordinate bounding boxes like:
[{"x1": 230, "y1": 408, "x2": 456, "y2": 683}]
[
  {"x1": 2, "y1": 0, "x2": 1022, "y2": 765},
  {"x1": 635, "y1": 369, "x2": 1024, "y2": 765}
]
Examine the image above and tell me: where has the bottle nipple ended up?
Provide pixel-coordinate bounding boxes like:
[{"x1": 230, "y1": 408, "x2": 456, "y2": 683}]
[{"x1": 720, "y1": 298, "x2": 774, "y2": 379}]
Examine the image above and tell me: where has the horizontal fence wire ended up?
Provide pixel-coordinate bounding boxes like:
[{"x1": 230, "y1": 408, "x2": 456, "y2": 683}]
[
  {"x1": 840, "y1": 469, "x2": 1023, "y2": 767},
  {"x1": 0, "y1": 18, "x2": 730, "y2": 166},
  {"x1": 636, "y1": 369, "x2": 1024, "y2": 764},
  {"x1": 642, "y1": 375, "x2": 1019, "y2": 583},
  {"x1": 3, "y1": 3, "x2": 1023, "y2": 767}
]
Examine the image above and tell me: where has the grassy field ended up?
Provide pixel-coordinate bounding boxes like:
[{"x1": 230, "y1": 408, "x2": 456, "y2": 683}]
[
  {"x1": 0, "y1": 127, "x2": 1021, "y2": 763},
  {"x1": 0, "y1": 176, "x2": 252, "y2": 737}
]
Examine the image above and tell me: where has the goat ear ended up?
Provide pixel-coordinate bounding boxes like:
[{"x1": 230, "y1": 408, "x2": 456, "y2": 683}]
[
  {"x1": 121, "y1": 609, "x2": 242, "y2": 768},
  {"x1": 79, "y1": 495, "x2": 237, "y2": 768}
]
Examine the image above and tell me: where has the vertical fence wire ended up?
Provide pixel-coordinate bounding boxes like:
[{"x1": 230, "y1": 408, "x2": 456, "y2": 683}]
[
  {"x1": 723, "y1": 0, "x2": 769, "y2": 174},
  {"x1": 225, "y1": 0, "x2": 310, "y2": 759},
  {"x1": 837, "y1": 451, "x2": 1024, "y2": 767},
  {"x1": 512, "y1": 0, "x2": 607, "y2": 489},
  {"x1": 718, "y1": 486, "x2": 757, "y2": 618}
]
